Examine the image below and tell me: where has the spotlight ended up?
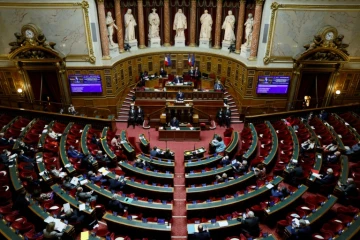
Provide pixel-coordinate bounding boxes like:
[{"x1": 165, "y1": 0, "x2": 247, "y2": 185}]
[
  {"x1": 124, "y1": 43, "x2": 131, "y2": 52},
  {"x1": 228, "y1": 44, "x2": 236, "y2": 54}
]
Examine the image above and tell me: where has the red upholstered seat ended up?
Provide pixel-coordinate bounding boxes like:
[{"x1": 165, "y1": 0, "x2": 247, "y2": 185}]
[
  {"x1": 11, "y1": 221, "x2": 34, "y2": 233},
  {"x1": 23, "y1": 229, "x2": 44, "y2": 240},
  {"x1": 224, "y1": 137, "x2": 231, "y2": 146}
]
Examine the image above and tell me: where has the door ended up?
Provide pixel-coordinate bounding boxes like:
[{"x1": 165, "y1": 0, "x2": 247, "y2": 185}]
[{"x1": 27, "y1": 70, "x2": 61, "y2": 103}]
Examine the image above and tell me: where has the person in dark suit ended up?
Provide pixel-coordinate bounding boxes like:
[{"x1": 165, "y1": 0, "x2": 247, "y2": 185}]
[
  {"x1": 214, "y1": 80, "x2": 224, "y2": 91},
  {"x1": 62, "y1": 176, "x2": 77, "y2": 190},
  {"x1": 136, "y1": 106, "x2": 144, "y2": 125},
  {"x1": 160, "y1": 68, "x2": 167, "y2": 77},
  {"x1": 61, "y1": 208, "x2": 85, "y2": 223},
  {"x1": 108, "y1": 175, "x2": 126, "y2": 191},
  {"x1": 173, "y1": 75, "x2": 182, "y2": 84},
  {"x1": 76, "y1": 187, "x2": 97, "y2": 202},
  {"x1": 81, "y1": 153, "x2": 93, "y2": 170},
  {"x1": 163, "y1": 148, "x2": 174, "y2": 159},
  {"x1": 13, "y1": 189, "x2": 30, "y2": 215},
  {"x1": 150, "y1": 147, "x2": 158, "y2": 157},
  {"x1": 0, "y1": 133, "x2": 14, "y2": 146},
  {"x1": 290, "y1": 219, "x2": 311, "y2": 239},
  {"x1": 95, "y1": 150, "x2": 111, "y2": 167},
  {"x1": 194, "y1": 66, "x2": 201, "y2": 80},
  {"x1": 194, "y1": 224, "x2": 211, "y2": 240},
  {"x1": 232, "y1": 160, "x2": 248, "y2": 174},
  {"x1": 239, "y1": 211, "x2": 260, "y2": 237},
  {"x1": 170, "y1": 117, "x2": 179, "y2": 128},
  {"x1": 224, "y1": 106, "x2": 231, "y2": 128},
  {"x1": 319, "y1": 110, "x2": 328, "y2": 121},
  {"x1": 326, "y1": 151, "x2": 341, "y2": 164},
  {"x1": 108, "y1": 194, "x2": 127, "y2": 214},
  {"x1": 88, "y1": 171, "x2": 107, "y2": 184},
  {"x1": 128, "y1": 105, "x2": 136, "y2": 129},
  {"x1": 314, "y1": 168, "x2": 335, "y2": 186},
  {"x1": 189, "y1": 66, "x2": 195, "y2": 77},
  {"x1": 288, "y1": 160, "x2": 303, "y2": 184},
  {"x1": 0, "y1": 150, "x2": 12, "y2": 166},
  {"x1": 337, "y1": 178, "x2": 358, "y2": 197},
  {"x1": 216, "y1": 108, "x2": 224, "y2": 127},
  {"x1": 18, "y1": 150, "x2": 35, "y2": 163},
  {"x1": 67, "y1": 145, "x2": 84, "y2": 159},
  {"x1": 271, "y1": 185, "x2": 289, "y2": 198},
  {"x1": 176, "y1": 90, "x2": 185, "y2": 101},
  {"x1": 134, "y1": 159, "x2": 145, "y2": 168}
]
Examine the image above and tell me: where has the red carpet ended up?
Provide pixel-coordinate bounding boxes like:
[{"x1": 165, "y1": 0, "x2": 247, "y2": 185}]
[{"x1": 116, "y1": 122, "x2": 244, "y2": 239}]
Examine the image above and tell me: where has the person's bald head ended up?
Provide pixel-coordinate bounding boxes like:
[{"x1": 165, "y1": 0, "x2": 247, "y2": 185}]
[{"x1": 198, "y1": 224, "x2": 204, "y2": 232}]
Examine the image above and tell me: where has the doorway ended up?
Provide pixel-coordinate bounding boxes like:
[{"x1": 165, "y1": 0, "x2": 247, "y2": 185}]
[
  {"x1": 296, "y1": 72, "x2": 331, "y2": 109},
  {"x1": 27, "y1": 70, "x2": 61, "y2": 103}
]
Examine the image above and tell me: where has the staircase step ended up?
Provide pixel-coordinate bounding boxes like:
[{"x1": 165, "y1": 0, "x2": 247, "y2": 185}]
[
  {"x1": 231, "y1": 120, "x2": 243, "y2": 123},
  {"x1": 118, "y1": 111, "x2": 129, "y2": 115}
]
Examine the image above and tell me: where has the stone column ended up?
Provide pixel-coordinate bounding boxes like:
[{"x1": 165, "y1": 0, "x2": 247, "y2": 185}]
[
  {"x1": 189, "y1": 0, "x2": 197, "y2": 47},
  {"x1": 96, "y1": 0, "x2": 110, "y2": 59},
  {"x1": 137, "y1": 0, "x2": 146, "y2": 48},
  {"x1": 249, "y1": 0, "x2": 264, "y2": 60},
  {"x1": 235, "y1": 0, "x2": 246, "y2": 54},
  {"x1": 213, "y1": 0, "x2": 223, "y2": 49},
  {"x1": 163, "y1": 0, "x2": 171, "y2": 46},
  {"x1": 114, "y1": 0, "x2": 124, "y2": 53}
]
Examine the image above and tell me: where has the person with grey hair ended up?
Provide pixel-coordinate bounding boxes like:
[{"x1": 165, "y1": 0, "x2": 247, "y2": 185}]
[
  {"x1": 239, "y1": 210, "x2": 260, "y2": 237},
  {"x1": 314, "y1": 168, "x2": 335, "y2": 187},
  {"x1": 290, "y1": 219, "x2": 311, "y2": 239},
  {"x1": 108, "y1": 175, "x2": 126, "y2": 191},
  {"x1": 108, "y1": 194, "x2": 128, "y2": 214},
  {"x1": 60, "y1": 208, "x2": 85, "y2": 223},
  {"x1": 0, "y1": 132, "x2": 14, "y2": 146},
  {"x1": 215, "y1": 173, "x2": 228, "y2": 182},
  {"x1": 76, "y1": 187, "x2": 97, "y2": 202},
  {"x1": 67, "y1": 145, "x2": 84, "y2": 159},
  {"x1": 43, "y1": 222, "x2": 64, "y2": 239},
  {"x1": 337, "y1": 178, "x2": 358, "y2": 198},
  {"x1": 95, "y1": 150, "x2": 111, "y2": 167},
  {"x1": 88, "y1": 171, "x2": 107, "y2": 184},
  {"x1": 18, "y1": 150, "x2": 35, "y2": 163},
  {"x1": 194, "y1": 223, "x2": 211, "y2": 240}
]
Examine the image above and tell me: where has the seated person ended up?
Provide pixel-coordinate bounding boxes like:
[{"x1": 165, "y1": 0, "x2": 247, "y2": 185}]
[
  {"x1": 95, "y1": 150, "x2": 111, "y2": 167},
  {"x1": 194, "y1": 224, "x2": 211, "y2": 240},
  {"x1": 0, "y1": 132, "x2": 15, "y2": 146},
  {"x1": 214, "y1": 80, "x2": 224, "y2": 91},
  {"x1": 173, "y1": 75, "x2": 183, "y2": 84},
  {"x1": 289, "y1": 219, "x2": 311, "y2": 239},
  {"x1": 18, "y1": 150, "x2": 35, "y2": 163},
  {"x1": 319, "y1": 110, "x2": 329, "y2": 121},
  {"x1": 43, "y1": 222, "x2": 64, "y2": 239},
  {"x1": 76, "y1": 187, "x2": 97, "y2": 202},
  {"x1": 288, "y1": 160, "x2": 303, "y2": 185},
  {"x1": 108, "y1": 194, "x2": 128, "y2": 214},
  {"x1": 321, "y1": 140, "x2": 338, "y2": 154},
  {"x1": 48, "y1": 128, "x2": 60, "y2": 141},
  {"x1": 159, "y1": 67, "x2": 167, "y2": 77},
  {"x1": 68, "y1": 104, "x2": 77, "y2": 115},
  {"x1": 220, "y1": 153, "x2": 230, "y2": 165},
  {"x1": 88, "y1": 171, "x2": 107, "y2": 184},
  {"x1": 215, "y1": 173, "x2": 229, "y2": 183},
  {"x1": 67, "y1": 145, "x2": 84, "y2": 159},
  {"x1": 61, "y1": 208, "x2": 85, "y2": 223},
  {"x1": 300, "y1": 137, "x2": 316, "y2": 155},
  {"x1": 326, "y1": 151, "x2": 341, "y2": 164},
  {"x1": 271, "y1": 185, "x2": 289, "y2": 198},
  {"x1": 169, "y1": 117, "x2": 179, "y2": 128},
  {"x1": 62, "y1": 176, "x2": 77, "y2": 190},
  {"x1": 211, "y1": 136, "x2": 226, "y2": 153},
  {"x1": 134, "y1": 159, "x2": 154, "y2": 170},
  {"x1": 80, "y1": 153, "x2": 94, "y2": 170},
  {"x1": 314, "y1": 168, "x2": 335, "y2": 186},
  {"x1": 108, "y1": 175, "x2": 126, "y2": 191},
  {"x1": 0, "y1": 149, "x2": 13, "y2": 166},
  {"x1": 232, "y1": 160, "x2": 248, "y2": 174},
  {"x1": 337, "y1": 178, "x2": 358, "y2": 198},
  {"x1": 18, "y1": 140, "x2": 35, "y2": 156},
  {"x1": 176, "y1": 90, "x2": 185, "y2": 101},
  {"x1": 163, "y1": 148, "x2": 174, "y2": 159},
  {"x1": 345, "y1": 141, "x2": 360, "y2": 155},
  {"x1": 150, "y1": 146, "x2": 158, "y2": 157},
  {"x1": 91, "y1": 133, "x2": 101, "y2": 146},
  {"x1": 254, "y1": 163, "x2": 266, "y2": 180},
  {"x1": 239, "y1": 211, "x2": 260, "y2": 237},
  {"x1": 111, "y1": 136, "x2": 121, "y2": 149},
  {"x1": 49, "y1": 165, "x2": 67, "y2": 179}
]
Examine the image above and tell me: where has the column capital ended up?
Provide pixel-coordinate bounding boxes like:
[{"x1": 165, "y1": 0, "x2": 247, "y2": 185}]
[
  {"x1": 255, "y1": 0, "x2": 265, "y2": 5},
  {"x1": 240, "y1": 0, "x2": 246, "y2": 3},
  {"x1": 97, "y1": 0, "x2": 105, "y2": 3}
]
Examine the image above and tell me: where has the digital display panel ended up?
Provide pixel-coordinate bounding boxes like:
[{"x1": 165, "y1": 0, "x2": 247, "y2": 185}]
[
  {"x1": 69, "y1": 74, "x2": 102, "y2": 93},
  {"x1": 256, "y1": 76, "x2": 290, "y2": 94}
]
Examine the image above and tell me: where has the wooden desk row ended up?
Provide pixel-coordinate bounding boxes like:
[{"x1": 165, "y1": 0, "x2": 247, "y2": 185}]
[
  {"x1": 136, "y1": 154, "x2": 175, "y2": 169},
  {"x1": 158, "y1": 127, "x2": 201, "y2": 141},
  {"x1": 263, "y1": 121, "x2": 278, "y2": 165},
  {"x1": 101, "y1": 127, "x2": 116, "y2": 160},
  {"x1": 38, "y1": 120, "x2": 55, "y2": 148},
  {"x1": 81, "y1": 124, "x2": 91, "y2": 155},
  {"x1": 0, "y1": 116, "x2": 18, "y2": 134},
  {"x1": 120, "y1": 130, "x2": 135, "y2": 160},
  {"x1": 135, "y1": 90, "x2": 224, "y2": 101},
  {"x1": 185, "y1": 154, "x2": 222, "y2": 169},
  {"x1": 225, "y1": 131, "x2": 239, "y2": 157},
  {"x1": 12, "y1": 118, "x2": 37, "y2": 150},
  {"x1": 243, "y1": 123, "x2": 258, "y2": 160},
  {"x1": 119, "y1": 162, "x2": 173, "y2": 184},
  {"x1": 60, "y1": 122, "x2": 76, "y2": 175}
]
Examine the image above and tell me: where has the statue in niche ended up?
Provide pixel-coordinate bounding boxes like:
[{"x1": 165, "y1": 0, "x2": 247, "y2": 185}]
[
  {"x1": 199, "y1": 10, "x2": 213, "y2": 40},
  {"x1": 124, "y1": 9, "x2": 137, "y2": 42},
  {"x1": 148, "y1": 8, "x2": 160, "y2": 38},
  {"x1": 173, "y1": 9, "x2": 187, "y2": 38},
  {"x1": 222, "y1": 10, "x2": 236, "y2": 43},
  {"x1": 106, "y1": 11, "x2": 118, "y2": 47},
  {"x1": 243, "y1": 13, "x2": 254, "y2": 47}
]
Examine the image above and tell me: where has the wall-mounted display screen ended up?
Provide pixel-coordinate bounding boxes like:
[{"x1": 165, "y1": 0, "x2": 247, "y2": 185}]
[
  {"x1": 256, "y1": 76, "x2": 290, "y2": 94},
  {"x1": 69, "y1": 74, "x2": 102, "y2": 93}
]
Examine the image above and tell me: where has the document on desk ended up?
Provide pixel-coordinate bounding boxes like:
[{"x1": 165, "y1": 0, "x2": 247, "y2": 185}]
[
  {"x1": 70, "y1": 177, "x2": 79, "y2": 185},
  {"x1": 218, "y1": 220, "x2": 229, "y2": 227},
  {"x1": 176, "y1": 128, "x2": 180, "y2": 130},
  {"x1": 312, "y1": 173, "x2": 321, "y2": 178},
  {"x1": 63, "y1": 203, "x2": 71, "y2": 213},
  {"x1": 266, "y1": 183, "x2": 274, "y2": 189},
  {"x1": 44, "y1": 216, "x2": 55, "y2": 223},
  {"x1": 170, "y1": 127, "x2": 176, "y2": 130},
  {"x1": 81, "y1": 231, "x2": 89, "y2": 240},
  {"x1": 54, "y1": 219, "x2": 67, "y2": 232},
  {"x1": 79, "y1": 203, "x2": 86, "y2": 211}
]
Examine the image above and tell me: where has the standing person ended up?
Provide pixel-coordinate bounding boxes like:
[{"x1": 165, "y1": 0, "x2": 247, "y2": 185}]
[
  {"x1": 160, "y1": 67, "x2": 167, "y2": 77},
  {"x1": 148, "y1": 8, "x2": 160, "y2": 38},
  {"x1": 170, "y1": 117, "x2": 179, "y2": 128},
  {"x1": 68, "y1": 104, "x2": 77, "y2": 115},
  {"x1": 216, "y1": 108, "x2": 224, "y2": 127},
  {"x1": 124, "y1": 9, "x2": 137, "y2": 42},
  {"x1": 136, "y1": 106, "x2": 144, "y2": 126},
  {"x1": 239, "y1": 211, "x2": 260, "y2": 237},
  {"x1": 194, "y1": 224, "x2": 211, "y2": 240},
  {"x1": 199, "y1": 10, "x2": 213, "y2": 40},
  {"x1": 176, "y1": 90, "x2": 185, "y2": 101},
  {"x1": 173, "y1": 9, "x2": 187, "y2": 37},
  {"x1": 128, "y1": 105, "x2": 136, "y2": 129},
  {"x1": 222, "y1": 10, "x2": 236, "y2": 43},
  {"x1": 224, "y1": 106, "x2": 231, "y2": 128}
]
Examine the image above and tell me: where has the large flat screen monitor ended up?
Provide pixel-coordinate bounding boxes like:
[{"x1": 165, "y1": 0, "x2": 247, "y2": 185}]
[
  {"x1": 69, "y1": 74, "x2": 102, "y2": 93},
  {"x1": 256, "y1": 76, "x2": 290, "y2": 94}
]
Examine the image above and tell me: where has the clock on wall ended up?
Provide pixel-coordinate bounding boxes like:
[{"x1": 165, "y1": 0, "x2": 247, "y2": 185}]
[
  {"x1": 319, "y1": 26, "x2": 338, "y2": 42},
  {"x1": 21, "y1": 23, "x2": 42, "y2": 42}
]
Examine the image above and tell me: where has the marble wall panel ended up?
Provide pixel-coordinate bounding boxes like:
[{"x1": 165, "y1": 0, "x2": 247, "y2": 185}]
[
  {"x1": 271, "y1": 9, "x2": 360, "y2": 57},
  {"x1": 0, "y1": 6, "x2": 88, "y2": 57}
]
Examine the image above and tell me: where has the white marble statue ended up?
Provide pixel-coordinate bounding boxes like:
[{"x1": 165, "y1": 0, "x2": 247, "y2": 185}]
[
  {"x1": 148, "y1": 8, "x2": 160, "y2": 38},
  {"x1": 199, "y1": 10, "x2": 213, "y2": 40},
  {"x1": 222, "y1": 10, "x2": 236, "y2": 43},
  {"x1": 244, "y1": 13, "x2": 254, "y2": 47},
  {"x1": 106, "y1": 11, "x2": 118, "y2": 47},
  {"x1": 124, "y1": 9, "x2": 137, "y2": 42},
  {"x1": 173, "y1": 9, "x2": 187, "y2": 38}
]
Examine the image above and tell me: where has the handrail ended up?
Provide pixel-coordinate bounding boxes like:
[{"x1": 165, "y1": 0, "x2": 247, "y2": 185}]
[
  {"x1": 148, "y1": 107, "x2": 166, "y2": 119},
  {"x1": 192, "y1": 106, "x2": 210, "y2": 120}
]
